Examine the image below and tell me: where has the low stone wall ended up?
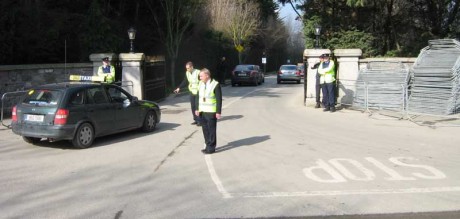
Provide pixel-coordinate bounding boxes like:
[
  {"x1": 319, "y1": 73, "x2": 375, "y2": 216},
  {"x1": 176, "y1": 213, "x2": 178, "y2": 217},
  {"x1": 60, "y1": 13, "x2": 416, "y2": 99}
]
[
  {"x1": 359, "y1": 57, "x2": 416, "y2": 70},
  {"x1": 0, "y1": 63, "x2": 93, "y2": 93}
]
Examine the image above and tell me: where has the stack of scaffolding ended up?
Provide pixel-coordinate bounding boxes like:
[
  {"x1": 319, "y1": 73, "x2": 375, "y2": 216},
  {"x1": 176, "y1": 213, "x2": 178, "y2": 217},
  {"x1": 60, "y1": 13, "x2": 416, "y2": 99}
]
[
  {"x1": 408, "y1": 39, "x2": 460, "y2": 115},
  {"x1": 353, "y1": 61, "x2": 409, "y2": 111}
]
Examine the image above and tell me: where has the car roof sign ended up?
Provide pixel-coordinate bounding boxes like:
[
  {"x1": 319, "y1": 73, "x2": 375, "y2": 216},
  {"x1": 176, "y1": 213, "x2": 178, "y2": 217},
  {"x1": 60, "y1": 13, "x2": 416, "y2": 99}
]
[{"x1": 69, "y1": 75, "x2": 104, "y2": 82}]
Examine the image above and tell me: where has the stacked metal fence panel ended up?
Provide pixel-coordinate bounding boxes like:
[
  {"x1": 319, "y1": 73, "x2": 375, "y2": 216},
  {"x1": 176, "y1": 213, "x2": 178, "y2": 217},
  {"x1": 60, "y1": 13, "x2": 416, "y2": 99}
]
[
  {"x1": 353, "y1": 61, "x2": 409, "y2": 111},
  {"x1": 408, "y1": 39, "x2": 460, "y2": 115}
]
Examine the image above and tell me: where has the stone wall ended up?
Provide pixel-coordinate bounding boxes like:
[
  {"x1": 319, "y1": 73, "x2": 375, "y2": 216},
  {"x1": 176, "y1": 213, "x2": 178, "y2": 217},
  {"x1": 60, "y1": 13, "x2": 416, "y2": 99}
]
[{"x1": 0, "y1": 63, "x2": 93, "y2": 93}]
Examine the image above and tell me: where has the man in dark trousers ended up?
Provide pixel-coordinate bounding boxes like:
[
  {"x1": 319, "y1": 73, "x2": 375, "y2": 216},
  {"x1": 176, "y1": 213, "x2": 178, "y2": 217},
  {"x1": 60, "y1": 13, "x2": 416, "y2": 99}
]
[
  {"x1": 174, "y1": 61, "x2": 201, "y2": 125},
  {"x1": 195, "y1": 68, "x2": 222, "y2": 154},
  {"x1": 311, "y1": 55, "x2": 325, "y2": 108},
  {"x1": 216, "y1": 56, "x2": 228, "y2": 85},
  {"x1": 317, "y1": 54, "x2": 336, "y2": 112}
]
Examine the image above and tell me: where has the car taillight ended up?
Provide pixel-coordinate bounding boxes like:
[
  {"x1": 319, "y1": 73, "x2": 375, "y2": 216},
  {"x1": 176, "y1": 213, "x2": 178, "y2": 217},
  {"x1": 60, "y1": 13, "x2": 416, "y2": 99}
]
[
  {"x1": 12, "y1": 106, "x2": 17, "y2": 122},
  {"x1": 296, "y1": 70, "x2": 301, "y2": 76},
  {"x1": 278, "y1": 71, "x2": 282, "y2": 75},
  {"x1": 54, "y1": 109, "x2": 69, "y2": 125},
  {"x1": 251, "y1": 71, "x2": 256, "y2": 76}
]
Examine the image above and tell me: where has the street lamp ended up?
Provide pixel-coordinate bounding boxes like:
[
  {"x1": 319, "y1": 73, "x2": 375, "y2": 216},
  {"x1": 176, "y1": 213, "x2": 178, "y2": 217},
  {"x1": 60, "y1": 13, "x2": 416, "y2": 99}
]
[
  {"x1": 314, "y1": 24, "x2": 321, "y2": 49},
  {"x1": 127, "y1": 27, "x2": 136, "y2": 53}
]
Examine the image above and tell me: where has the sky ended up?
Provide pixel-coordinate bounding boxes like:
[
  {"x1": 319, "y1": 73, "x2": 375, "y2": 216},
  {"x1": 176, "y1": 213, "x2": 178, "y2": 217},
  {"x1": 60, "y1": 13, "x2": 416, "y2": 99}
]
[{"x1": 278, "y1": 3, "x2": 303, "y2": 30}]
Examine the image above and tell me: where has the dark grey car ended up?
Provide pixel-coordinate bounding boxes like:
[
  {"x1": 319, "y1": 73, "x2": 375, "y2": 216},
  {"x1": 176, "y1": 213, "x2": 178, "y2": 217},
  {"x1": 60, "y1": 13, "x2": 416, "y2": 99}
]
[
  {"x1": 277, "y1": 64, "x2": 301, "y2": 84},
  {"x1": 11, "y1": 82, "x2": 161, "y2": 148},
  {"x1": 231, "y1": 64, "x2": 265, "y2": 86}
]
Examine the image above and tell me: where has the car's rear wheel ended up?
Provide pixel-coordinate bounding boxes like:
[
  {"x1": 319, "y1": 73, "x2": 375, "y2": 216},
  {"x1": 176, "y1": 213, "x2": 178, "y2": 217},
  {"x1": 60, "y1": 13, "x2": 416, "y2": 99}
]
[
  {"x1": 277, "y1": 80, "x2": 281, "y2": 84},
  {"x1": 23, "y1": 136, "x2": 41, "y2": 144},
  {"x1": 142, "y1": 111, "x2": 157, "y2": 132},
  {"x1": 72, "y1": 123, "x2": 94, "y2": 149},
  {"x1": 297, "y1": 80, "x2": 301, "y2": 84}
]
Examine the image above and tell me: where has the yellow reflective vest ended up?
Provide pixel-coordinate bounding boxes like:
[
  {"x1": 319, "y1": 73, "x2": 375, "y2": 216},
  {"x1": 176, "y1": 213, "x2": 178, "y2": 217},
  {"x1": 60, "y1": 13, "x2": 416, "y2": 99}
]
[
  {"x1": 198, "y1": 79, "x2": 219, "y2": 113},
  {"x1": 97, "y1": 65, "x2": 115, "y2": 83},
  {"x1": 318, "y1": 60, "x2": 336, "y2": 83},
  {"x1": 186, "y1": 69, "x2": 200, "y2": 95}
]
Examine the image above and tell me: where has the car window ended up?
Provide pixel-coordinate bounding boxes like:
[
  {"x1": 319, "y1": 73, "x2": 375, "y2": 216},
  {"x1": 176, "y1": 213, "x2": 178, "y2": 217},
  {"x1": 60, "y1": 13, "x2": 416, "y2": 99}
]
[
  {"x1": 87, "y1": 87, "x2": 108, "y2": 104},
  {"x1": 235, "y1": 65, "x2": 253, "y2": 71},
  {"x1": 69, "y1": 90, "x2": 85, "y2": 105},
  {"x1": 107, "y1": 86, "x2": 130, "y2": 103},
  {"x1": 22, "y1": 89, "x2": 61, "y2": 106},
  {"x1": 280, "y1": 65, "x2": 297, "y2": 70}
]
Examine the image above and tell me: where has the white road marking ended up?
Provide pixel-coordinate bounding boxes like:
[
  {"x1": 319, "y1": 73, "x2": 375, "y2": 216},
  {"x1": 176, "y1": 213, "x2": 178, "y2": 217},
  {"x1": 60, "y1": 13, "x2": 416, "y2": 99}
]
[
  {"x1": 222, "y1": 88, "x2": 260, "y2": 109},
  {"x1": 205, "y1": 155, "x2": 232, "y2": 198},
  {"x1": 240, "y1": 186, "x2": 460, "y2": 198}
]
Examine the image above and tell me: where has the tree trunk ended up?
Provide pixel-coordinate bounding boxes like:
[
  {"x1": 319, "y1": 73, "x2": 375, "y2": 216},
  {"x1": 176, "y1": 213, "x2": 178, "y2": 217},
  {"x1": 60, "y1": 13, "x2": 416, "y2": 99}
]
[{"x1": 170, "y1": 58, "x2": 176, "y2": 88}]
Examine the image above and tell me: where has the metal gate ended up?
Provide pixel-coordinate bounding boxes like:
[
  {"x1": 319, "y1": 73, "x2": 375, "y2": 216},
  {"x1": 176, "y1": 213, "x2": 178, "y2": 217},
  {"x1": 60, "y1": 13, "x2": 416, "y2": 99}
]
[{"x1": 143, "y1": 56, "x2": 166, "y2": 101}]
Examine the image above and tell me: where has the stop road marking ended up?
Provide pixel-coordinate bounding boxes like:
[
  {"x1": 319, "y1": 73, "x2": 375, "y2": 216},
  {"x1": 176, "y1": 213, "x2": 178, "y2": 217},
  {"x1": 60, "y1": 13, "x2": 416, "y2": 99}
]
[{"x1": 303, "y1": 157, "x2": 446, "y2": 183}]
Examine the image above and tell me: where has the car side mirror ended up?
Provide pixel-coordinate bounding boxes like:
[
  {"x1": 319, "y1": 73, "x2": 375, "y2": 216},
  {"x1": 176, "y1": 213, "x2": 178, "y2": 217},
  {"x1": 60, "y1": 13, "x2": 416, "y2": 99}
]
[{"x1": 132, "y1": 96, "x2": 139, "y2": 101}]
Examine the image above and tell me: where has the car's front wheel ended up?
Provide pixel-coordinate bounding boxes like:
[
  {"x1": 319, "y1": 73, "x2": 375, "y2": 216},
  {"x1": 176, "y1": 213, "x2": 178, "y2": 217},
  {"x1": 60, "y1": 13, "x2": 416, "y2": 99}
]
[
  {"x1": 142, "y1": 111, "x2": 157, "y2": 132},
  {"x1": 23, "y1": 136, "x2": 41, "y2": 144},
  {"x1": 72, "y1": 123, "x2": 94, "y2": 149}
]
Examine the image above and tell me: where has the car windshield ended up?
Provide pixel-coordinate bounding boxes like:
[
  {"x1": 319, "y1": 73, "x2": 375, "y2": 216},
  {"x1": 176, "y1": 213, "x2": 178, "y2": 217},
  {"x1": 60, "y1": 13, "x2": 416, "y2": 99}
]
[
  {"x1": 22, "y1": 89, "x2": 61, "y2": 106},
  {"x1": 235, "y1": 65, "x2": 254, "y2": 71},
  {"x1": 281, "y1": 65, "x2": 297, "y2": 70}
]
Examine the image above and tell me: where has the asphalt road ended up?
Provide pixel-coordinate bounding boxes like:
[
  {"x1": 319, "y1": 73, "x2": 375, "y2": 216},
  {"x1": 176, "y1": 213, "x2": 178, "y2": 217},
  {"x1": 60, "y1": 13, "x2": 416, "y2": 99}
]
[{"x1": 1, "y1": 76, "x2": 460, "y2": 219}]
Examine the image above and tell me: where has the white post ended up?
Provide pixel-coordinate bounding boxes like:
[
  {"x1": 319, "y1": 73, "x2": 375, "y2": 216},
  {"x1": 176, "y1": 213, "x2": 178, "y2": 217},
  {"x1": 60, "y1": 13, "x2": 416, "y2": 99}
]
[
  {"x1": 119, "y1": 53, "x2": 145, "y2": 99},
  {"x1": 333, "y1": 49, "x2": 362, "y2": 105}
]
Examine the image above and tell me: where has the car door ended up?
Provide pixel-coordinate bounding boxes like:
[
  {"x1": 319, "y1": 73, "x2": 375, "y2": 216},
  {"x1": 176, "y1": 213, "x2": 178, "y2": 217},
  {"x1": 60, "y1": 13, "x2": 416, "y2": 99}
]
[
  {"x1": 85, "y1": 87, "x2": 116, "y2": 136},
  {"x1": 105, "y1": 85, "x2": 142, "y2": 130}
]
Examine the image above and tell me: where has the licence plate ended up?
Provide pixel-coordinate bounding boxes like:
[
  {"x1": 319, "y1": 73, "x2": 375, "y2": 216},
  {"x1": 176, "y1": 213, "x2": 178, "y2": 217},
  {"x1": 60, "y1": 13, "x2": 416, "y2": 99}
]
[
  {"x1": 25, "y1": 114, "x2": 44, "y2": 122},
  {"x1": 238, "y1": 73, "x2": 246, "y2": 76}
]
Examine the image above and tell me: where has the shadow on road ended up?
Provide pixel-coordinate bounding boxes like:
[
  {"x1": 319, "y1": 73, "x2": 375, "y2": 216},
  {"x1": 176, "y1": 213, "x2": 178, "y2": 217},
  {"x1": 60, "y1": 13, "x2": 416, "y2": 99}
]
[{"x1": 216, "y1": 135, "x2": 270, "y2": 153}]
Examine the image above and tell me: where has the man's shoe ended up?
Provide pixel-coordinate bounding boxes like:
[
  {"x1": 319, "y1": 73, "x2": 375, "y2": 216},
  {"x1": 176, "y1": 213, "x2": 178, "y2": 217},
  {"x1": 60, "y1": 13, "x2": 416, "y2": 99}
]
[
  {"x1": 201, "y1": 149, "x2": 215, "y2": 154},
  {"x1": 191, "y1": 121, "x2": 197, "y2": 125},
  {"x1": 315, "y1": 103, "x2": 321, "y2": 108},
  {"x1": 330, "y1": 107, "x2": 336, "y2": 112},
  {"x1": 323, "y1": 107, "x2": 330, "y2": 112}
]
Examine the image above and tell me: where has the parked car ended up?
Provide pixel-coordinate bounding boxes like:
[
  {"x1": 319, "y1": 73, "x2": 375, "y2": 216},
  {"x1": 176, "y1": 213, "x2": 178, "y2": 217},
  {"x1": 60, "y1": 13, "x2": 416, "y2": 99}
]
[
  {"x1": 277, "y1": 64, "x2": 301, "y2": 84},
  {"x1": 11, "y1": 82, "x2": 161, "y2": 148},
  {"x1": 231, "y1": 64, "x2": 264, "y2": 86},
  {"x1": 297, "y1": 63, "x2": 305, "y2": 78}
]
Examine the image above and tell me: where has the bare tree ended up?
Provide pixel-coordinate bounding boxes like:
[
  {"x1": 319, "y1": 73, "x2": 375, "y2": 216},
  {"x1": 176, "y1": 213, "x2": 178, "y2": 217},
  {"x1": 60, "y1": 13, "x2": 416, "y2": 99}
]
[
  {"x1": 144, "y1": 0, "x2": 202, "y2": 87},
  {"x1": 205, "y1": 0, "x2": 261, "y2": 64}
]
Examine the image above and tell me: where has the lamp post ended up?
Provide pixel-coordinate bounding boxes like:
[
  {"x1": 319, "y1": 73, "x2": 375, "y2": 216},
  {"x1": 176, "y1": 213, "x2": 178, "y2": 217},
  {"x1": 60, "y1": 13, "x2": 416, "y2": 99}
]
[
  {"x1": 314, "y1": 24, "x2": 321, "y2": 49},
  {"x1": 127, "y1": 27, "x2": 136, "y2": 53}
]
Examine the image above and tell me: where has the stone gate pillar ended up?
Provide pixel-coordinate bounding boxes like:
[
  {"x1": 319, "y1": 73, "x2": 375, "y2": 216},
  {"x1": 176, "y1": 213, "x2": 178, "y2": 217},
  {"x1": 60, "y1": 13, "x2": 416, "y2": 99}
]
[
  {"x1": 119, "y1": 53, "x2": 145, "y2": 99},
  {"x1": 89, "y1": 53, "x2": 117, "y2": 76},
  {"x1": 333, "y1": 49, "x2": 362, "y2": 105},
  {"x1": 303, "y1": 49, "x2": 331, "y2": 107}
]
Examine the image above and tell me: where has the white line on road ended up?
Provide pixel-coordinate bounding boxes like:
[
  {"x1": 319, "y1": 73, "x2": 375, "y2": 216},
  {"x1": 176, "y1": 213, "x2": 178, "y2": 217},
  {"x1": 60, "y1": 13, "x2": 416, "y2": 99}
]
[
  {"x1": 240, "y1": 186, "x2": 460, "y2": 198},
  {"x1": 205, "y1": 155, "x2": 232, "y2": 198},
  {"x1": 222, "y1": 88, "x2": 261, "y2": 109}
]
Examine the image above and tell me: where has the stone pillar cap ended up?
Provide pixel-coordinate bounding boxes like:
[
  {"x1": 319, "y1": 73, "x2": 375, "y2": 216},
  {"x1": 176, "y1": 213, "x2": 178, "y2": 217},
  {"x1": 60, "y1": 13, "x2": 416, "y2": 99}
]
[
  {"x1": 303, "y1": 49, "x2": 332, "y2": 58},
  {"x1": 89, "y1": 53, "x2": 117, "y2": 62},
  {"x1": 119, "y1": 53, "x2": 145, "y2": 61},
  {"x1": 333, "y1": 49, "x2": 362, "y2": 57}
]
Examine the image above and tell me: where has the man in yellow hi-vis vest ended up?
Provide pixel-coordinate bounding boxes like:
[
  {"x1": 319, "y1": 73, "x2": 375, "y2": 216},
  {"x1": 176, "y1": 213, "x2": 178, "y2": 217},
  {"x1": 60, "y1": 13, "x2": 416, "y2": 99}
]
[
  {"x1": 174, "y1": 61, "x2": 202, "y2": 125},
  {"x1": 317, "y1": 54, "x2": 336, "y2": 112},
  {"x1": 97, "y1": 57, "x2": 115, "y2": 83},
  {"x1": 194, "y1": 68, "x2": 222, "y2": 154}
]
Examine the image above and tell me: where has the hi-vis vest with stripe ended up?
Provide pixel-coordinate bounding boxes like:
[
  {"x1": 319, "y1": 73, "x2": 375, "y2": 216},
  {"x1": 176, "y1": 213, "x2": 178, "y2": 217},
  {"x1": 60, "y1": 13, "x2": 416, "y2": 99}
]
[
  {"x1": 186, "y1": 69, "x2": 200, "y2": 95},
  {"x1": 198, "y1": 79, "x2": 219, "y2": 113},
  {"x1": 318, "y1": 60, "x2": 336, "y2": 83}
]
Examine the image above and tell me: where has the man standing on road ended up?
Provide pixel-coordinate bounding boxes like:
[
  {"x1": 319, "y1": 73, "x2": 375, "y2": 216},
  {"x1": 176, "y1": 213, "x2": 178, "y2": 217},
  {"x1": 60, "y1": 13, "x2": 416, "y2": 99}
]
[
  {"x1": 311, "y1": 55, "x2": 325, "y2": 108},
  {"x1": 318, "y1": 54, "x2": 336, "y2": 112},
  {"x1": 216, "y1": 56, "x2": 228, "y2": 85},
  {"x1": 195, "y1": 68, "x2": 222, "y2": 154},
  {"x1": 97, "y1": 57, "x2": 115, "y2": 83},
  {"x1": 174, "y1": 61, "x2": 202, "y2": 126}
]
